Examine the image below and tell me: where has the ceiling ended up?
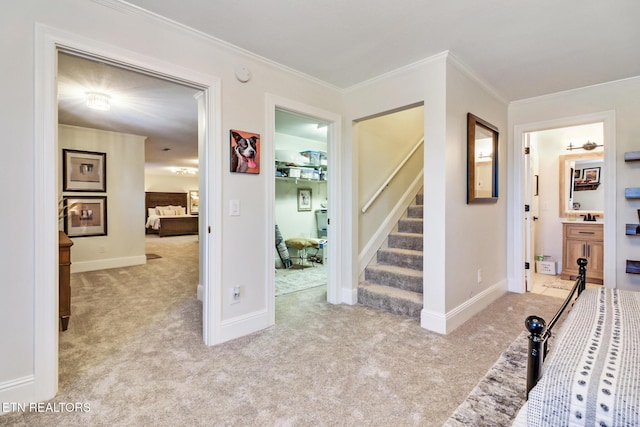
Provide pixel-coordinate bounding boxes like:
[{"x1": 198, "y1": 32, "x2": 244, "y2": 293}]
[{"x1": 57, "y1": 1, "x2": 640, "y2": 174}]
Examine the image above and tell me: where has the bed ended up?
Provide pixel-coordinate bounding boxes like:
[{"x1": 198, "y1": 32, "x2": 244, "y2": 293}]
[
  {"x1": 145, "y1": 192, "x2": 198, "y2": 237},
  {"x1": 513, "y1": 258, "x2": 640, "y2": 426}
]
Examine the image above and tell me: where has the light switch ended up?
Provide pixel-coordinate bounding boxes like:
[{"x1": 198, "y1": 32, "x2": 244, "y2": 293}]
[{"x1": 229, "y1": 199, "x2": 240, "y2": 216}]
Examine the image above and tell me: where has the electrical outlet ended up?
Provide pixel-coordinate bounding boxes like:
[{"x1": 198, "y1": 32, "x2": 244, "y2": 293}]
[
  {"x1": 477, "y1": 268, "x2": 482, "y2": 284},
  {"x1": 230, "y1": 286, "x2": 241, "y2": 304}
]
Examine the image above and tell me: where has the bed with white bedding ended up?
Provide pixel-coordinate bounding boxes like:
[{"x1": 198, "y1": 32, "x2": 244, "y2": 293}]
[
  {"x1": 514, "y1": 287, "x2": 640, "y2": 426},
  {"x1": 145, "y1": 192, "x2": 198, "y2": 237}
]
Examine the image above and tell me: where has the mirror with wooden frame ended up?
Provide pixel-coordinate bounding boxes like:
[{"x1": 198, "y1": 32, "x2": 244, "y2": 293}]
[
  {"x1": 558, "y1": 151, "x2": 604, "y2": 218},
  {"x1": 467, "y1": 113, "x2": 499, "y2": 204}
]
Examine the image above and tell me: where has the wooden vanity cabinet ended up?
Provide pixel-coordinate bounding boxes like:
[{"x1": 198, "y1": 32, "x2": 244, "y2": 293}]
[
  {"x1": 561, "y1": 222, "x2": 603, "y2": 284},
  {"x1": 59, "y1": 231, "x2": 73, "y2": 331}
]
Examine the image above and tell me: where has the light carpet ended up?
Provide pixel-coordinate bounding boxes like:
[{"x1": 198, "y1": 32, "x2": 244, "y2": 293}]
[
  {"x1": 275, "y1": 263, "x2": 326, "y2": 296},
  {"x1": 1, "y1": 235, "x2": 564, "y2": 426}
]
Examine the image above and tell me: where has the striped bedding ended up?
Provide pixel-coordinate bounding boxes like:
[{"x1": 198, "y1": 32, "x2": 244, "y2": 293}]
[{"x1": 524, "y1": 288, "x2": 640, "y2": 426}]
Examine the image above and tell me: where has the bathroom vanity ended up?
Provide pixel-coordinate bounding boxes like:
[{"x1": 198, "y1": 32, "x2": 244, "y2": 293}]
[{"x1": 561, "y1": 221, "x2": 603, "y2": 284}]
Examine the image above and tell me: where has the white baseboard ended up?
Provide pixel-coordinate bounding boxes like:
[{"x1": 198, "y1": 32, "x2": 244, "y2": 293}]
[
  {"x1": 421, "y1": 280, "x2": 507, "y2": 334},
  {"x1": 71, "y1": 255, "x2": 146, "y2": 273},
  {"x1": 358, "y1": 171, "x2": 424, "y2": 277},
  {"x1": 218, "y1": 309, "x2": 271, "y2": 344},
  {"x1": 341, "y1": 286, "x2": 358, "y2": 305},
  {"x1": 0, "y1": 375, "x2": 35, "y2": 413},
  {"x1": 196, "y1": 284, "x2": 203, "y2": 301}
]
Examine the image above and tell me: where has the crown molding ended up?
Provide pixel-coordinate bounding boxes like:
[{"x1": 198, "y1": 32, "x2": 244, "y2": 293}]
[
  {"x1": 446, "y1": 52, "x2": 508, "y2": 105},
  {"x1": 91, "y1": 0, "x2": 342, "y2": 92}
]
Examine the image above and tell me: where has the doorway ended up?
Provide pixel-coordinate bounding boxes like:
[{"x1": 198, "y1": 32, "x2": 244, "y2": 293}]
[
  {"x1": 35, "y1": 26, "x2": 222, "y2": 400},
  {"x1": 524, "y1": 123, "x2": 604, "y2": 295},
  {"x1": 274, "y1": 109, "x2": 329, "y2": 297},
  {"x1": 510, "y1": 110, "x2": 616, "y2": 294},
  {"x1": 266, "y1": 95, "x2": 342, "y2": 317}
]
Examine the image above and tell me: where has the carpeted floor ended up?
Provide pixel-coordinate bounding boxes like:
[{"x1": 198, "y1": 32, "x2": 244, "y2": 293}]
[
  {"x1": 1, "y1": 235, "x2": 565, "y2": 426},
  {"x1": 275, "y1": 262, "x2": 326, "y2": 296}
]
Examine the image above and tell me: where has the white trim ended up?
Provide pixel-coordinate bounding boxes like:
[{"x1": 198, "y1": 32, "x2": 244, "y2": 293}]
[
  {"x1": 358, "y1": 170, "x2": 424, "y2": 279},
  {"x1": 265, "y1": 94, "x2": 343, "y2": 307},
  {"x1": 420, "y1": 280, "x2": 507, "y2": 334},
  {"x1": 218, "y1": 309, "x2": 270, "y2": 343},
  {"x1": 70, "y1": 255, "x2": 146, "y2": 273},
  {"x1": 32, "y1": 24, "x2": 222, "y2": 406},
  {"x1": 508, "y1": 111, "x2": 616, "y2": 293}
]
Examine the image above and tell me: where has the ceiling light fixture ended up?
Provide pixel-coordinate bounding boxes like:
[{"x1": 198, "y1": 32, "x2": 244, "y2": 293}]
[
  {"x1": 86, "y1": 92, "x2": 111, "y2": 111},
  {"x1": 172, "y1": 167, "x2": 198, "y2": 175}
]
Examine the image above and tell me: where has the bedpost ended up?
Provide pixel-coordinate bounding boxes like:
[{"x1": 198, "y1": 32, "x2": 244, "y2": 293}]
[
  {"x1": 525, "y1": 315, "x2": 546, "y2": 399},
  {"x1": 577, "y1": 257, "x2": 587, "y2": 295}
]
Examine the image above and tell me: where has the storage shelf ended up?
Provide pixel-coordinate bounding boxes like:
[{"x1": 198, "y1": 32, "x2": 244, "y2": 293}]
[
  {"x1": 626, "y1": 260, "x2": 640, "y2": 274},
  {"x1": 625, "y1": 188, "x2": 640, "y2": 199},
  {"x1": 574, "y1": 183, "x2": 600, "y2": 191},
  {"x1": 624, "y1": 151, "x2": 640, "y2": 162},
  {"x1": 625, "y1": 224, "x2": 640, "y2": 235}
]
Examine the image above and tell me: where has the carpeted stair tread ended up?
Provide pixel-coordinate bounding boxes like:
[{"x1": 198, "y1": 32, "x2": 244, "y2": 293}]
[
  {"x1": 358, "y1": 281, "x2": 423, "y2": 319},
  {"x1": 377, "y1": 247, "x2": 423, "y2": 271},
  {"x1": 364, "y1": 264, "x2": 423, "y2": 293},
  {"x1": 388, "y1": 232, "x2": 423, "y2": 251}
]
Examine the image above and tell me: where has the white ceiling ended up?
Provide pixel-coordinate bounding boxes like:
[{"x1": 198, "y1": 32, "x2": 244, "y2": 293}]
[
  {"x1": 57, "y1": 1, "x2": 640, "y2": 174},
  {"x1": 124, "y1": 0, "x2": 640, "y2": 100}
]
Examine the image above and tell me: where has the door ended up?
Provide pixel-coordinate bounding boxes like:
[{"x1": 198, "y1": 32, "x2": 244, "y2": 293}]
[{"x1": 523, "y1": 134, "x2": 533, "y2": 291}]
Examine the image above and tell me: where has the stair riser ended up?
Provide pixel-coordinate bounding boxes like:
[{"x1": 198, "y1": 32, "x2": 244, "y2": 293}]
[
  {"x1": 388, "y1": 234, "x2": 423, "y2": 251},
  {"x1": 358, "y1": 288, "x2": 422, "y2": 320},
  {"x1": 377, "y1": 250, "x2": 423, "y2": 270},
  {"x1": 407, "y1": 206, "x2": 423, "y2": 218},
  {"x1": 364, "y1": 268, "x2": 422, "y2": 293},
  {"x1": 416, "y1": 194, "x2": 424, "y2": 206},
  {"x1": 398, "y1": 219, "x2": 423, "y2": 234}
]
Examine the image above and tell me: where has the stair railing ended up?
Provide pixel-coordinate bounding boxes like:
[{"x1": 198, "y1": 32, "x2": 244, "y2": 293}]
[{"x1": 361, "y1": 137, "x2": 424, "y2": 214}]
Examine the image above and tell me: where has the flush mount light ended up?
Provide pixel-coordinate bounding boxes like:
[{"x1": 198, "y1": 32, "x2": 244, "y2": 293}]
[{"x1": 86, "y1": 92, "x2": 111, "y2": 111}]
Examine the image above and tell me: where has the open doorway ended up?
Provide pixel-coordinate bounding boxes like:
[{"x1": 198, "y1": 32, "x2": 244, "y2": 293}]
[
  {"x1": 274, "y1": 109, "x2": 329, "y2": 296},
  {"x1": 523, "y1": 122, "x2": 607, "y2": 296}
]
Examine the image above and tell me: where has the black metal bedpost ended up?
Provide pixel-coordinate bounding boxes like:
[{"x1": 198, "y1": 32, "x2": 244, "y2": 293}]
[
  {"x1": 525, "y1": 315, "x2": 546, "y2": 399},
  {"x1": 577, "y1": 257, "x2": 587, "y2": 295}
]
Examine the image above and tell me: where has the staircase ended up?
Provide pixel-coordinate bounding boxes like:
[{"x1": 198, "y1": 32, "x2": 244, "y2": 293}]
[{"x1": 358, "y1": 193, "x2": 423, "y2": 319}]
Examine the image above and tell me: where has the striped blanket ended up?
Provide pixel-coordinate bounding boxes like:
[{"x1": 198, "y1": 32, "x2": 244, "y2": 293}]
[{"x1": 527, "y1": 288, "x2": 640, "y2": 426}]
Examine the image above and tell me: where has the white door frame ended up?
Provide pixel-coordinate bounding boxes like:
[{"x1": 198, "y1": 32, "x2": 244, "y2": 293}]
[
  {"x1": 265, "y1": 94, "x2": 342, "y2": 317},
  {"x1": 508, "y1": 110, "x2": 616, "y2": 293},
  {"x1": 34, "y1": 24, "x2": 222, "y2": 402}
]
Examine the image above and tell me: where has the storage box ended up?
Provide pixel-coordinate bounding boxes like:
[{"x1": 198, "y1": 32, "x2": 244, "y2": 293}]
[{"x1": 536, "y1": 257, "x2": 556, "y2": 275}]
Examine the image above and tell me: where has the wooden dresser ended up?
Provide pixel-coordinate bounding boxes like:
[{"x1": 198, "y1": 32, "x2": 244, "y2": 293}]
[
  {"x1": 561, "y1": 222, "x2": 603, "y2": 284},
  {"x1": 58, "y1": 231, "x2": 73, "y2": 331}
]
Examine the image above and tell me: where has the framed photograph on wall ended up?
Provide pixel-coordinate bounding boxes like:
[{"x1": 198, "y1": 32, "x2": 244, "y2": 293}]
[
  {"x1": 189, "y1": 190, "x2": 199, "y2": 214},
  {"x1": 63, "y1": 196, "x2": 107, "y2": 237},
  {"x1": 582, "y1": 166, "x2": 601, "y2": 183},
  {"x1": 230, "y1": 129, "x2": 260, "y2": 174},
  {"x1": 63, "y1": 149, "x2": 106, "y2": 192},
  {"x1": 297, "y1": 188, "x2": 312, "y2": 211}
]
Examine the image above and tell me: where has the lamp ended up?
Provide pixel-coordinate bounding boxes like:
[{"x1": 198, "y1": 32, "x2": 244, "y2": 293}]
[{"x1": 86, "y1": 92, "x2": 111, "y2": 111}]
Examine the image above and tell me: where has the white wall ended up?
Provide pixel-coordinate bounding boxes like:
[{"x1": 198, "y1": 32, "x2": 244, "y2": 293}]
[
  {"x1": 1, "y1": 0, "x2": 342, "y2": 405},
  {"x1": 443, "y1": 59, "x2": 508, "y2": 316},
  {"x1": 59, "y1": 125, "x2": 146, "y2": 272},
  {"x1": 510, "y1": 76, "x2": 640, "y2": 291},
  {"x1": 145, "y1": 172, "x2": 198, "y2": 194}
]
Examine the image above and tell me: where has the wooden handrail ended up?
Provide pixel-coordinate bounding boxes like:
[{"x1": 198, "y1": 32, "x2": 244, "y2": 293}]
[{"x1": 361, "y1": 137, "x2": 424, "y2": 214}]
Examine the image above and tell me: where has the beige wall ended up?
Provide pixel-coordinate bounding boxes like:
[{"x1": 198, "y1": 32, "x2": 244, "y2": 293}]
[
  {"x1": 145, "y1": 172, "x2": 198, "y2": 193},
  {"x1": 59, "y1": 125, "x2": 146, "y2": 272}
]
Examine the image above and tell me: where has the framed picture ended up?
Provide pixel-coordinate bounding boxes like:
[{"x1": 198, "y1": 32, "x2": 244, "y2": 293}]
[
  {"x1": 63, "y1": 196, "x2": 107, "y2": 237},
  {"x1": 189, "y1": 190, "x2": 199, "y2": 214},
  {"x1": 582, "y1": 167, "x2": 601, "y2": 183},
  {"x1": 297, "y1": 188, "x2": 312, "y2": 211},
  {"x1": 63, "y1": 149, "x2": 106, "y2": 192},
  {"x1": 230, "y1": 129, "x2": 260, "y2": 174},
  {"x1": 573, "y1": 169, "x2": 581, "y2": 179}
]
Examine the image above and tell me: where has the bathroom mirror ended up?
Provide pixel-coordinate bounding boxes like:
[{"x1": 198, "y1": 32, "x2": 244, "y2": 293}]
[
  {"x1": 467, "y1": 113, "x2": 499, "y2": 204},
  {"x1": 558, "y1": 151, "x2": 604, "y2": 218}
]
